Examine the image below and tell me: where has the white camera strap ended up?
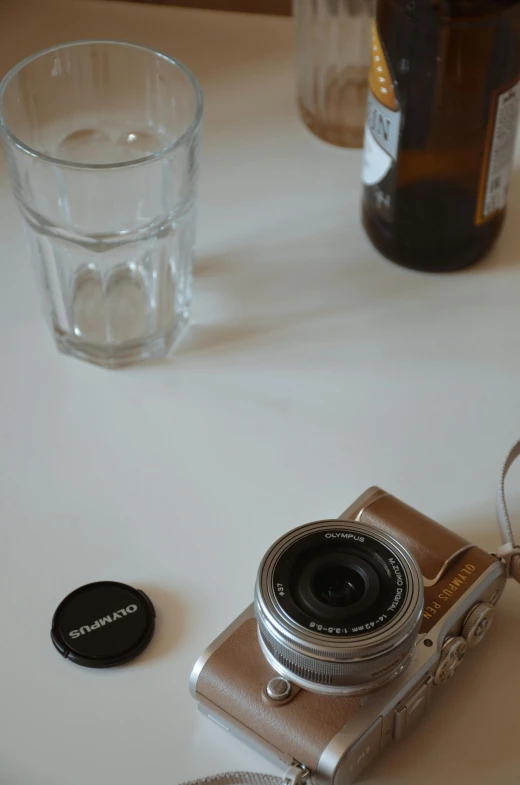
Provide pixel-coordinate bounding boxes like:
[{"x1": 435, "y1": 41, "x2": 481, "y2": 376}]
[
  {"x1": 179, "y1": 765, "x2": 309, "y2": 785},
  {"x1": 496, "y1": 439, "x2": 520, "y2": 584}
]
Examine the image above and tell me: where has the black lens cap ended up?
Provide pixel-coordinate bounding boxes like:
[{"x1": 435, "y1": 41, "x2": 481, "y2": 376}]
[{"x1": 51, "y1": 581, "x2": 155, "y2": 668}]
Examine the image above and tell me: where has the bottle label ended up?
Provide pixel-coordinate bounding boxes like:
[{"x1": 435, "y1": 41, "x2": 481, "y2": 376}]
[
  {"x1": 362, "y1": 23, "x2": 401, "y2": 213},
  {"x1": 476, "y1": 80, "x2": 520, "y2": 225},
  {"x1": 363, "y1": 93, "x2": 401, "y2": 186}
]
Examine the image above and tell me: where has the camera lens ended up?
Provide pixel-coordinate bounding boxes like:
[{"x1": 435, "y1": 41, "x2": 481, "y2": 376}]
[
  {"x1": 293, "y1": 550, "x2": 382, "y2": 623},
  {"x1": 313, "y1": 565, "x2": 365, "y2": 607},
  {"x1": 254, "y1": 521, "x2": 423, "y2": 695}
]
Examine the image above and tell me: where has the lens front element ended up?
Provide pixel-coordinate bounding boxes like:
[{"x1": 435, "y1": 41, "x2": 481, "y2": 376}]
[
  {"x1": 313, "y1": 564, "x2": 365, "y2": 607},
  {"x1": 254, "y1": 521, "x2": 424, "y2": 695}
]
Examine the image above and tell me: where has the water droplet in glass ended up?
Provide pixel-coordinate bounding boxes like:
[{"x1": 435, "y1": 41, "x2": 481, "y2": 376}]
[{"x1": 115, "y1": 130, "x2": 164, "y2": 157}]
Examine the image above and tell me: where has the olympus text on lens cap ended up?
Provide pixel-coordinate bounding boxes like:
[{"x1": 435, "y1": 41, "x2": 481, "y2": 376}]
[{"x1": 51, "y1": 581, "x2": 155, "y2": 667}]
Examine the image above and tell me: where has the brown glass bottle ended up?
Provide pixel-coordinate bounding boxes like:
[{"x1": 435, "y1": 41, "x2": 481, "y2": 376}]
[{"x1": 362, "y1": 1, "x2": 520, "y2": 272}]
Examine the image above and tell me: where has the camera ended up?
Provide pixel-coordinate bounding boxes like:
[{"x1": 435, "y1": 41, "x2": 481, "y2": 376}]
[{"x1": 191, "y1": 487, "x2": 507, "y2": 784}]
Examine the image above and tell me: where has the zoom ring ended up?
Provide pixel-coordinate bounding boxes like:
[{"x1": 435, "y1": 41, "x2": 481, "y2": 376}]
[{"x1": 256, "y1": 599, "x2": 421, "y2": 687}]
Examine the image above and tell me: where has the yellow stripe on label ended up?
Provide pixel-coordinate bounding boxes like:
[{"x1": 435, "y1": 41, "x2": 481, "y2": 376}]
[{"x1": 369, "y1": 21, "x2": 397, "y2": 111}]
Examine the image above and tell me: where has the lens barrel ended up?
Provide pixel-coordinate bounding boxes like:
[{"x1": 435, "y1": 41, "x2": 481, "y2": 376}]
[{"x1": 254, "y1": 520, "x2": 424, "y2": 695}]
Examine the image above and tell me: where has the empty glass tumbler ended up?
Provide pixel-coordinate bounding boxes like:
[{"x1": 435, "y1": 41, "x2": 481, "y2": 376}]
[
  {"x1": 294, "y1": 0, "x2": 374, "y2": 148},
  {"x1": 0, "y1": 41, "x2": 202, "y2": 367}
]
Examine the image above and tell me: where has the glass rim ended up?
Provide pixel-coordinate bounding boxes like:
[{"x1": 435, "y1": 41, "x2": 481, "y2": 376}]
[{"x1": 0, "y1": 39, "x2": 204, "y2": 170}]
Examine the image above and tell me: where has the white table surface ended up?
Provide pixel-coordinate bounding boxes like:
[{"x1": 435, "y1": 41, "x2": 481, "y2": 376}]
[{"x1": 1, "y1": 1, "x2": 520, "y2": 784}]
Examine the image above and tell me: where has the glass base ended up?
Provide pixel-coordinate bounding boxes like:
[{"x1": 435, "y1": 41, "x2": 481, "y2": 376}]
[
  {"x1": 54, "y1": 314, "x2": 189, "y2": 369},
  {"x1": 298, "y1": 100, "x2": 364, "y2": 148}
]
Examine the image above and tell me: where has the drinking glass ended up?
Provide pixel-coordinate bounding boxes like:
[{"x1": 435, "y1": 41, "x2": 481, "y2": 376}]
[
  {"x1": 294, "y1": 0, "x2": 374, "y2": 148},
  {"x1": 0, "y1": 41, "x2": 202, "y2": 368}
]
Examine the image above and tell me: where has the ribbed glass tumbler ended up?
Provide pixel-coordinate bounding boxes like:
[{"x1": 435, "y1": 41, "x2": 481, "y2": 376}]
[
  {"x1": 294, "y1": 0, "x2": 374, "y2": 148},
  {"x1": 0, "y1": 40, "x2": 203, "y2": 367}
]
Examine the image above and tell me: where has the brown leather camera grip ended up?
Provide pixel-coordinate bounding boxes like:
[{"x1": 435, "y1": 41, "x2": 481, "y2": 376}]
[
  {"x1": 342, "y1": 488, "x2": 471, "y2": 584},
  {"x1": 196, "y1": 618, "x2": 361, "y2": 770}
]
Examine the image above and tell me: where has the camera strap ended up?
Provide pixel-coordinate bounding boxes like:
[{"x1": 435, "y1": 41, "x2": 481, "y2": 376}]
[
  {"x1": 179, "y1": 765, "x2": 309, "y2": 785},
  {"x1": 496, "y1": 439, "x2": 520, "y2": 584}
]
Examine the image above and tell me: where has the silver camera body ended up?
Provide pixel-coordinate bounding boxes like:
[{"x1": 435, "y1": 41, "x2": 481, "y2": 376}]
[{"x1": 191, "y1": 489, "x2": 507, "y2": 784}]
